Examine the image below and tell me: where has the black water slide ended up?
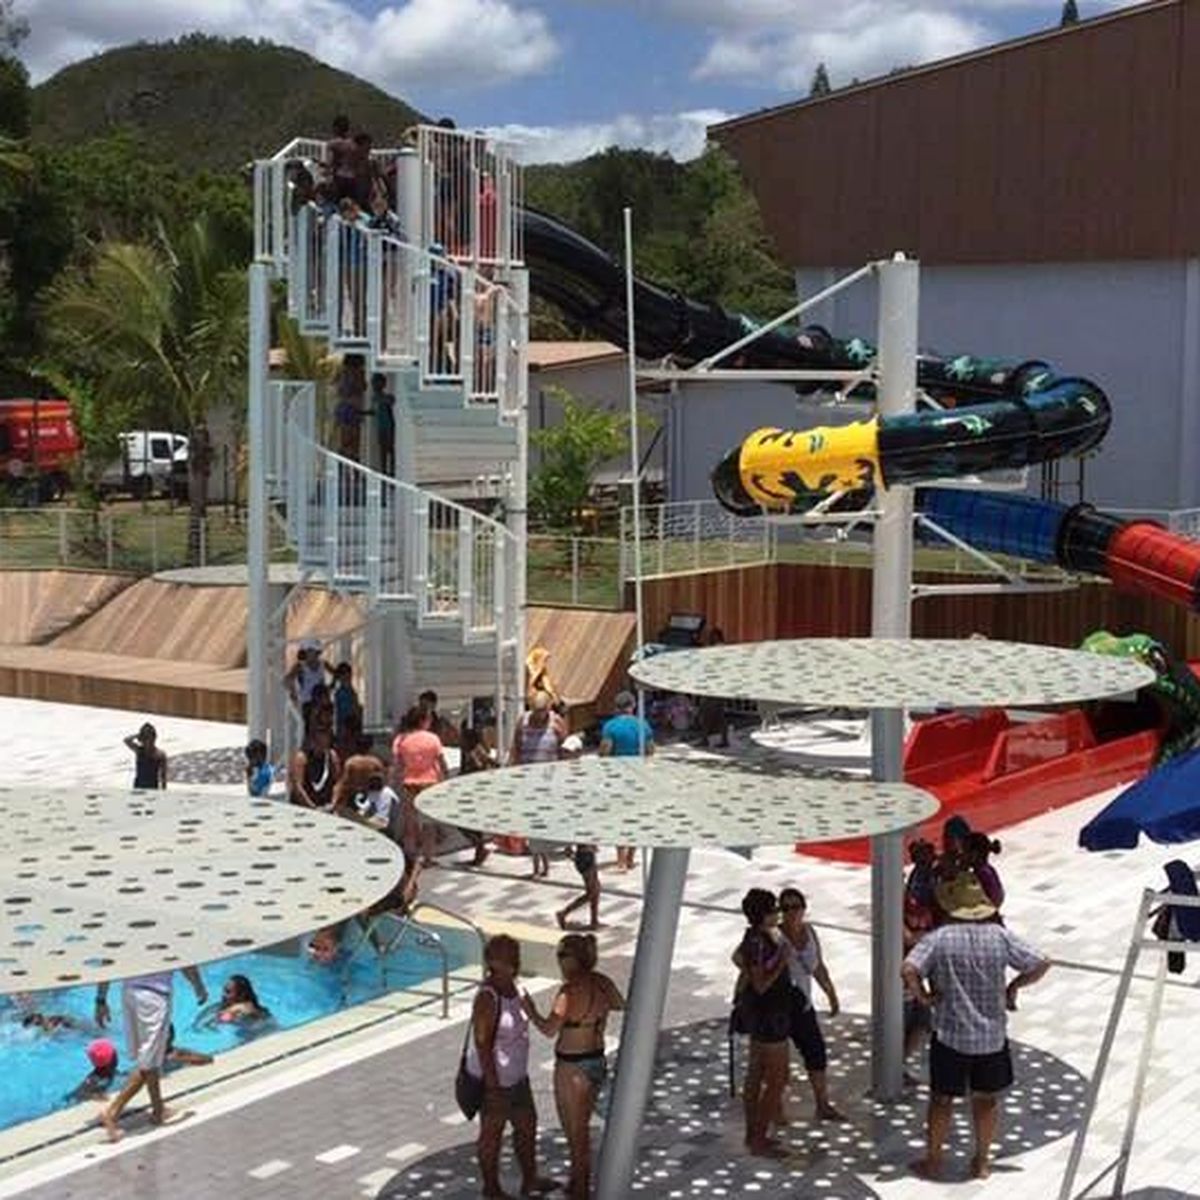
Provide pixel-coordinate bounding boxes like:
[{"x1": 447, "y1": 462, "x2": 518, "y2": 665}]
[{"x1": 522, "y1": 207, "x2": 1049, "y2": 404}]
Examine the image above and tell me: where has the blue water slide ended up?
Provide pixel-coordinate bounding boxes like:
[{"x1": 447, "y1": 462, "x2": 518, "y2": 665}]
[{"x1": 917, "y1": 488, "x2": 1068, "y2": 566}]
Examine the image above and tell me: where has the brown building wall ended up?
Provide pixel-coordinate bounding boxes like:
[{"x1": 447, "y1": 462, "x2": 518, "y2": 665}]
[{"x1": 714, "y1": 0, "x2": 1197, "y2": 266}]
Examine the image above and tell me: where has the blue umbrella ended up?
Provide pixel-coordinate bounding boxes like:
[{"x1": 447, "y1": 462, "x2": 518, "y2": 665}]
[{"x1": 1080, "y1": 746, "x2": 1200, "y2": 850}]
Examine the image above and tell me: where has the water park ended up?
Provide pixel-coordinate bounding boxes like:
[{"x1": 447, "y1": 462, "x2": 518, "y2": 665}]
[{"x1": 6, "y1": 4, "x2": 1200, "y2": 1200}]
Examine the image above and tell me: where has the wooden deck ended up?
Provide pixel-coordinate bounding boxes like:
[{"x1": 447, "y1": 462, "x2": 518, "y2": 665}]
[
  {"x1": 0, "y1": 570, "x2": 634, "y2": 726},
  {"x1": 0, "y1": 644, "x2": 246, "y2": 722},
  {"x1": 0, "y1": 570, "x2": 133, "y2": 646}
]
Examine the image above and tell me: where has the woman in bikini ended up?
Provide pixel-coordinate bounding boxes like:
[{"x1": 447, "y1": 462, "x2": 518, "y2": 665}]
[{"x1": 523, "y1": 934, "x2": 625, "y2": 1199}]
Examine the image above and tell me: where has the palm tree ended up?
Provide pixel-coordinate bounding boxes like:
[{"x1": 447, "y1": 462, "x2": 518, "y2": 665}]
[{"x1": 44, "y1": 217, "x2": 248, "y2": 564}]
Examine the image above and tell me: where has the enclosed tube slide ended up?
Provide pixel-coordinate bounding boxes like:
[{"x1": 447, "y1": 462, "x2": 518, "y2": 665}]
[
  {"x1": 523, "y1": 208, "x2": 1055, "y2": 403},
  {"x1": 917, "y1": 490, "x2": 1200, "y2": 612},
  {"x1": 522, "y1": 205, "x2": 1200, "y2": 613}
]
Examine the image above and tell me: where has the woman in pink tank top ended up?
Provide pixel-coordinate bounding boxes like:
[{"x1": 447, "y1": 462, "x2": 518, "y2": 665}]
[
  {"x1": 391, "y1": 704, "x2": 449, "y2": 892},
  {"x1": 466, "y1": 935, "x2": 555, "y2": 1197}
]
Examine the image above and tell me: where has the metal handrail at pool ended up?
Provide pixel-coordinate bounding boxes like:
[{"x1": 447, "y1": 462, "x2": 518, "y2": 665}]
[{"x1": 339, "y1": 901, "x2": 487, "y2": 1016}]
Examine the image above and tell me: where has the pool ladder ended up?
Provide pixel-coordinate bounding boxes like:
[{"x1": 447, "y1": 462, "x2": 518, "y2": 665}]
[{"x1": 339, "y1": 901, "x2": 487, "y2": 1017}]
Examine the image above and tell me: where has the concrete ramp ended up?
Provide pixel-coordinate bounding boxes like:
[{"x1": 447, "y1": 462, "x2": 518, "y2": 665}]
[{"x1": 0, "y1": 571, "x2": 133, "y2": 646}]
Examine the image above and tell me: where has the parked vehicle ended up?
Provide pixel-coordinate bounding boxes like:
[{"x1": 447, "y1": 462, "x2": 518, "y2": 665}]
[
  {"x1": 99, "y1": 431, "x2": 189, "y2": 499},
  {"x1": 0, "y1": 398, "x2": 80, "y2": 501}
]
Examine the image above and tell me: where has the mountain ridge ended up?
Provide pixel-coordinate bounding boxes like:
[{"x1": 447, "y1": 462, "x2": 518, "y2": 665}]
[{"x1": 30, "y1": 34, "x2": 425, "y2": 173}]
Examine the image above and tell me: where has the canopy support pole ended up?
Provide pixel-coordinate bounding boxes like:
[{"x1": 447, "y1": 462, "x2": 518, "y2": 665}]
[
  {"x1": 596, "y1": 846, "x2": 690, "y2": 1200},
  {"x1": 869, "y1": 254, "x2": 919, "y2": 1102}
]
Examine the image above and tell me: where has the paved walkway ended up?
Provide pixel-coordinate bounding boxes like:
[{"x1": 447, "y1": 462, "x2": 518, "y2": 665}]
[{"x1": 3, "y1": 698, "x2": 1200, "y2": 1199}]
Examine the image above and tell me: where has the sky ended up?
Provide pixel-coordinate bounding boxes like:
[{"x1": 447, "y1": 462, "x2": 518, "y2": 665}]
[{"x1": 15, "y1": 0, "x2": 1140, "y2": 163}]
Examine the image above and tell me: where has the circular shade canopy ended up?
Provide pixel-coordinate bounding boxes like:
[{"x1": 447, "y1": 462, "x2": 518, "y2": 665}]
[
  {"x1": 418, "y1": 755, "x2": 937, "y2": 850},
  {"x1": 630, "y1": 638, "x2": 1155, "y2": 709},
  {"x1": 1, "y1": 789, "x2": 404, "y2": 996}
]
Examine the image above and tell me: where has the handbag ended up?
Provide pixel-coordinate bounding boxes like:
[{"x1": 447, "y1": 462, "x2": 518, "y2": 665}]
[{"x1": 454, "y1": 986, "x2": 496, "y2": 1120}]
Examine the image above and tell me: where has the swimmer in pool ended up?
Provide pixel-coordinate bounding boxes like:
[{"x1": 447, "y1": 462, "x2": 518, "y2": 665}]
[
  {"x1": 22, "y1": 1011, "x2": 78, "y2": 1033},
  {"x1": 216, "y1": 974, "x2": 271, "y2": 1024},
  {"x1": 165, "y1": 1023, "x2": 212, "y2": 1068},
  {"x1": 69, "y1": 1039, "x2": 120, "y2": 1101},
  {"x1": 308, "y1": 926, "x2": 343, "y2": 964}
]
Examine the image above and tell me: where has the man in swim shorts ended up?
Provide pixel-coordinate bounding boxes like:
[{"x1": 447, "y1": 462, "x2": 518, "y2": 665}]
[{"x1": 94, "y1": 966, "x2": 208, "y2": 1141}]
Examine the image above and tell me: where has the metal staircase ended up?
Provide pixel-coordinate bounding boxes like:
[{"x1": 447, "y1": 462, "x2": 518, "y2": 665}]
[{"x1": 250, "y1": 128, "x2": 527, "y2": 746}]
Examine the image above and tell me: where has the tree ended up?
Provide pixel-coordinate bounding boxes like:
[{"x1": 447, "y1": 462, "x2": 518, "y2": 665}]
[
  {"x1": 810, "y1": 62, "x2": 832, "y2": 98},
  {"x1": 1060, "y1": 0, "x2": 1080, "y2": 24},
  {"x1": 0, "y1": 0, "x2": 29, "y2": 53},
  {"x1": 530, "y1": 388, "x2": 632, "y2": 532},
  {"x1": 43, "y1": 218, "x2": 248, "y2": 562},
  {"x1": 0, "y1": 132, "x2": 29, "y2": 180}
]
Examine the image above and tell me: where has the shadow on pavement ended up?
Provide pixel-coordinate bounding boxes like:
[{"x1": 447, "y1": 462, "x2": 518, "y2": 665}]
[{"x1": 378, "y1": 1012, "x2": 1088, "y2": 1198}]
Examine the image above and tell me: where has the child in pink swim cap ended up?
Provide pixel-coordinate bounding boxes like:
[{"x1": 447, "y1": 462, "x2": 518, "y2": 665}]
[{"x1": 70, "y1": 1039, "x2": 119, "y2": 1102}]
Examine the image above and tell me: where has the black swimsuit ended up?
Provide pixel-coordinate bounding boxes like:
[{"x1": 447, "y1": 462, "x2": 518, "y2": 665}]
[{"x1": 133, "y1": 749, "x2": 161, "y2": 790}]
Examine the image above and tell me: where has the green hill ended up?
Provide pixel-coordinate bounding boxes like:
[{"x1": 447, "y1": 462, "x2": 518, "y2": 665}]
[{"x1": 30, "y1": 34, "x2": 424, "y2": 172}]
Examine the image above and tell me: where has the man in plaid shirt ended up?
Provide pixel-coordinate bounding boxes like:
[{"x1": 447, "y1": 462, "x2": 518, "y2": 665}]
[{"x1": 901, "y1": 872, "x2": 1050, "y2": 1180}]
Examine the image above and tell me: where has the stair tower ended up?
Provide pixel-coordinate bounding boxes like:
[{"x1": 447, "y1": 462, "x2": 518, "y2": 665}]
[{"x1": 245, "y1": 127, "x2": 528, "y2": 760}]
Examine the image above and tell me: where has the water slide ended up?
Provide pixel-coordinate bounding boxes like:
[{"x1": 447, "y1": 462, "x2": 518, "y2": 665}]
[{"x1": 523, "y1": 206, "x2": 1200, "y2": 614}]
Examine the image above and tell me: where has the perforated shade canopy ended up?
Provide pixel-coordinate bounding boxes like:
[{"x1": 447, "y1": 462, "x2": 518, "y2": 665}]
[
  {"x1": 1, "y1": 788, "x2": 404, "y2": 996},
  {"x1": 630, "y1": 638, "x2": 1155, "y2": 709},
  {"x1": 418, "y1": 755, "x2": 937, "y2": 849}
]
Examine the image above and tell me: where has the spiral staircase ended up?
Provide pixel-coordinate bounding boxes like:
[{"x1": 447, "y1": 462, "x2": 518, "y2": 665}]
[{"x1": 251, "y1": 128, "x2": 526, "y2": 751}]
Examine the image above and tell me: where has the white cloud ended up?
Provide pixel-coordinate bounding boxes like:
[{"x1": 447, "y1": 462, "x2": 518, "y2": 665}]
[
  {"x1": 488, "y1": 109, "x2": 732, "y2": 164},
  {"x1": 610, "y1": 0, "x2": 1138, "y2": 91},
  {"x1": 17, "y1": 0, "x2": 559, "y2": 91}
]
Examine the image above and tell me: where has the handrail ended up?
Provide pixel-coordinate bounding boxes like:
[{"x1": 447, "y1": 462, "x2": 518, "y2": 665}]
[
  {"x1": 339, "y1": 911, "x2": 451, "y2": 1017},
  {"x1": 290, "y1": 425, "x2": 515, "y2": 543},
  {"x1": 409, "y1": 899, "x2": 488, "y2": 977}
]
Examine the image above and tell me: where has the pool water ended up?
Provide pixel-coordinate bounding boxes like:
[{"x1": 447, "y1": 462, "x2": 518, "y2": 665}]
[{"x1": 1, "y1": 927, "x2": 474, "y2": 1132}]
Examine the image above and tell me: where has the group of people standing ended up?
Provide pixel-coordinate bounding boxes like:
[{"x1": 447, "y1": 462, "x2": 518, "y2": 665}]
[
  {"x1": 733, "y1": 886, "x2": 845, "y2": 1157},
  {"x1": 464, "y1": 933, "x2": 624, "y2": 1200}
]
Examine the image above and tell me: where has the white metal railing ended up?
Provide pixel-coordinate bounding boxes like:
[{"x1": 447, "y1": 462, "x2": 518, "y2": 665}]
[
  {"x1": 287, "y1": 208, "x2": 520, "y2": 417},
  {"x1": 375, "y1": 236, "x2": 424, "y2": 365},
  {"x1": 287, "y1": 418, "x2": 511, "y2": 641},
  {"x1": 290, "y1": 203, "x2": 330, "y2": 333},
  {"x1": 416, "y1": 125, "x2": 524, "y2": 268},
  {"x1": 259, "y1": 127, "x2": 523, "y2": 277},
  {"x1": 326, "y1": 215, "x2": 371, "y2": 346},
  {"x1": 266, "y1": 381, "x2": 315, "y2": 503},
  {"x1": 620, "y1": 500, "x2": 773, "y2": 580}
]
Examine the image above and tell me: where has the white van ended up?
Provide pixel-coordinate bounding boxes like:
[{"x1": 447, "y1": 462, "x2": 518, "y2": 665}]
[{"x1": 99, "y1": 431, "x2": 189, "y2": 498}]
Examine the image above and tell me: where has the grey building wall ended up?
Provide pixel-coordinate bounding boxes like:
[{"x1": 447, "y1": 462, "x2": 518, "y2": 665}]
[
  {"x1": 795, "y1": 259, "x2": 1200, "y2": 512},
  {"x1": 531, "y1": 358, "x2": 667, "y2": 484}
]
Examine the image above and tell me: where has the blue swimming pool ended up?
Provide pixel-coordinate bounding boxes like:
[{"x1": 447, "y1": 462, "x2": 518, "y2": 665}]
[{"x1": 1, "y1": 926, "x2": 476, "y2": 1132}]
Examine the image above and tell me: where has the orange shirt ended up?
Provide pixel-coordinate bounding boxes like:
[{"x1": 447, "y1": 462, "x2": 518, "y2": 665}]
[{"x1": 393, "y1": 729, "x2": 444, "y2": 787}]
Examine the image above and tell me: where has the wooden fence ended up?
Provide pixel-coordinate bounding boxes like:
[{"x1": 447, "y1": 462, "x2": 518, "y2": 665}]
[{"x1": 633, "y1": 563, "x2": 1200, "y2": 655}]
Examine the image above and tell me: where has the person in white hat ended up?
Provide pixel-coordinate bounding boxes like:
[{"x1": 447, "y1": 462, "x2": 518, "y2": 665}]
[
  {"x1": 285, "y1": 638, "x2": 329, "y2": 709},
  {"x1": 901, "y1": 873, "x2": 1050, "y2": 1182}
]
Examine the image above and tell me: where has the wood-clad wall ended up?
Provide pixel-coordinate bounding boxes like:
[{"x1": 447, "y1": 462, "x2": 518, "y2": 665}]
[{"x1": 637, "y1": 564, "x2": 1200, "y2": 654}]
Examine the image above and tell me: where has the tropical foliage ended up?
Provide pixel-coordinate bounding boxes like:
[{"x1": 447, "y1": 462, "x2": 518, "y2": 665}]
[
  {"x1": 527, "y1": 145, "x2": 795, "y2": 328},
  {"x1": 529, "y1": 387, "x2": 636, "y2": 532},
  {"x1": 42, "y1": 219, "x2": 248, "y2": 561}
]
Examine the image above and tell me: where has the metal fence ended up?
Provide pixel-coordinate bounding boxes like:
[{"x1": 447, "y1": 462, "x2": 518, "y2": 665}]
[
  {"x1": 619, "y1": 501, "x2": 774, "y2": 581},
  {"x1": 526, "y1": 534, "x2": 623, "y2": 609},
  {"x1": 0, "y1": 507, "x2": 292, "y2": 574}
]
